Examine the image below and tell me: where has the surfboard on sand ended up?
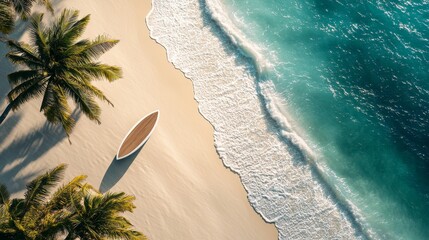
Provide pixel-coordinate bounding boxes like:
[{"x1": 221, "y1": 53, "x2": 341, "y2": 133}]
[{"x1": 116, "y1": 110, "x2": 159, "y2": 160}]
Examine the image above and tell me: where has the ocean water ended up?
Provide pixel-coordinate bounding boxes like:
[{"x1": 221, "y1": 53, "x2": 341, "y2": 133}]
[
  {"x1": 218, "y1": 0, "x2": 429, "y2": 239},
  {"x1": 148, "y1": 0, "x2": 429, "y2": 239}
]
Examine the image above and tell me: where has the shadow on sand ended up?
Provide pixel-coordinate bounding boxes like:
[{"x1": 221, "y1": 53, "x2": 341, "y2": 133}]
[
  {"x1": 0, "y1": 110, "x2": 81, "y2": 195},
  {"x1": 0, "y1": 21, "x2": 29, "y2": 104},
  {"x1": 0, "y1": 0, "x2": 84, "y2": 194},
  {"x1": 99, "y1": 145, "x2": 145, "y2": 193}
]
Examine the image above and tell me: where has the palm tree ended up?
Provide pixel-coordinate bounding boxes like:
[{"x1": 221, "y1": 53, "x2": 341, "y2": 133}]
[
  {"x1": 0, "y1": 164, "x2": 146, "y2": 239},
  {"x1": 0, "y1": 164, "x2": 74, "y2": 239},
  {"x1": 0, "y1": 9, "x2": 122, "y2": 138},
  {"x1": 65, "y1": 193, "x2": 145, "y2": 240},
  {"x1": 0, "y1": 0, "x2": 53, "y2": 34}
]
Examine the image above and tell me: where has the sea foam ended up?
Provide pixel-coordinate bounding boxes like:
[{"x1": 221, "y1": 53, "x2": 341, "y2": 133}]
[{"x1": 147, "y1": 0, "x2": 364, "y2": 238}]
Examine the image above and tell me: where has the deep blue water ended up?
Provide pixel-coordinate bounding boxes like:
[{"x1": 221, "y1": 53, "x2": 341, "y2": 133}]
[{"x1": 220, "y1": 0, "x2": 429, "y2": 239}]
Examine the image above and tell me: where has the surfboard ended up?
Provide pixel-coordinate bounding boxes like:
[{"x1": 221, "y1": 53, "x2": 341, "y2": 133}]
[{"x1": 116, "y1": 110, "x2": 159, "y2": 160}]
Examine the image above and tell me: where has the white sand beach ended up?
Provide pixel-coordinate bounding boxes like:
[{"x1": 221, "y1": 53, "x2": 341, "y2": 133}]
[{"x1": 0, "y1": 0, "x2": 277, "y2": 239}]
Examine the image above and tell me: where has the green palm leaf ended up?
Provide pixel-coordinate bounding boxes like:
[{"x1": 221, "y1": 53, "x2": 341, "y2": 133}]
[
  {"x1": 60, "y1": 11, "x2": 90, "y2": 45},
  {"x1": 29, "y1": 12, "x2": 50, "y2": 62},
  {"x1": 82, "y1": 35, "x2": 120, "y2": 60},
  {"x1": 56, "y1": 77, "x2": 101, "y2": 123},
  {"x1": 6, "y1": 40, "x2": 43, "y2": 68},
  {"x1": 24, "y1": 164, "x2": 66, "y2": 208},
  {"x1": 0, "y1": 165, "x2": 146, "y2": 239},
  {"x1": 1, "y1": 8, "x2": 122, "y2": 138},
  {"x1": 8, "y1": 198, "x2": 25, "y2": 219},
  {"x1": 8, "y1": 70, "x2": 43, "y2": 86},
  {"x1": 7, "y1": 76, "x2": 48, "y2": 110},
  {"x1": 0, "y1": 184, "x2": 10, "y2": 205},
  {"x1": 69, "y1": 192, "x2": 145, "y2": 239},
  {"x1": 47, "y1": 175, "x2": 87, "y2": 211},
  {"x1": 0, "y1": 1, "x2": 14, "y2": 34},
  {"x1": 43, "y1": 86, "x2": 75, "y2": 136},
  {"x1": 74, "y1": 62, "x2": 122, "y2": 82}
]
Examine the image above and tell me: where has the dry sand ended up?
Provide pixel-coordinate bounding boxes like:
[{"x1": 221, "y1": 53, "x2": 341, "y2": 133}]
[{"x1": 0, "y1": 0, "x2": 278, "y2": 239}]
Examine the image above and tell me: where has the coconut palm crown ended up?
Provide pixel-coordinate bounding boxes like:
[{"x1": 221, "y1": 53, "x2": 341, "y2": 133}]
[
  {"x1": 0, "y1": 9, "x2": 122, "y2": 138},
  {"x1": 0, "y1": 164, "x2": 146, "y2": 240}
]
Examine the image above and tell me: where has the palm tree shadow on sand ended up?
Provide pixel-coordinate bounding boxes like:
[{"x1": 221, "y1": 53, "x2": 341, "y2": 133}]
[
  {"x1": 99, "y1": 144, "x2": 146, "y2": 193},
  {"x1": 0, "y1": 109, "x2": 81, "y2": 195}
]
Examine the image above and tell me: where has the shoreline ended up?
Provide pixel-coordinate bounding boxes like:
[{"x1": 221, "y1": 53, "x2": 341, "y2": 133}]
[
  {"x1": 0, "y1": 0, "x2": 278, "y2": 239},
  {"x1": 147, "y1": 0, "x2": 361, "y2": 239}
]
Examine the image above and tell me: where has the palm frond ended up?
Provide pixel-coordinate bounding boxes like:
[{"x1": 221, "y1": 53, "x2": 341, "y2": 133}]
[
  {"x1": 61, "y1": 13, "x2": 90, "y2": 46},
  {"x1": 7, "y1": 76, "x2": 47, "y2": 110},
  {"x1": 7, "y1": 74, "x2": 44, "y2": 99},
  {"x1": 40, "y1": 82, "x2": 53, "y2": 112},
  {"x1": 24, "y1": 164, "x2": 66, "y2": 208},
  {"x1": 47, "y1": 175, "x2": 87, "y2": 211},
  {"x1": 43, "y1": 86, "x2": 75, "y2": 136},
  {"x1": 82, "y1": 35, "x2": 119, "y2": 60},
  {"x1": 6, "y1": 40, "x2": 43, "y2": 68},
  {"x1": 74, "y1": 62, "x2": 122, "y2": 82},
  {"x1": 69, "y1": 191, "x2": 145, "y2": 239},
  {"x1": 0, "y1": 184, "x2": 10, "y2": 205},
  {"x1": 0, "y1": 1, "x2": 14, "y2": 34},
  {"x1": 62, "y1": 68, "x2": 114, "y2": 106},
  {"x1": 57, "y1": 78, "x2": 101, "y2": 123},
  {"x1": 8, "y1": 198, "x2": 25, "y2": 219},
  {"x1": 5, "y1": 53, "x2": 43, "y2": 69},
  {"x1": 29, "y1": 13, "x2": 50, "y2": 62},
  {"x1": 100, "y1": 192, "x2": 136, "y2": 213},
  {"x1": 63, "y1": 39, "x2": 90, "y2": 60},
  {"x1": 37, "y1": 209, "x2": 70, "y2": 239},
  {"x1": 73, "y1": 79, "x2": 114, "y2": 106},
  {"x1": 0, "y1": 205, "x2": 10, "y2": 231},
  {"x1": 51, "y1": 9, "x2": 80, "y2": 42},
  {"x1": 8, "y1": 70, "x2": 42, "y2": 86}
]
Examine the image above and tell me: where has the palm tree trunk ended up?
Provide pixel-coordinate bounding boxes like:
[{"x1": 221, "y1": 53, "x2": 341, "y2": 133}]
[{"x1": 0, "y1": 103, "x2": 12, "y2": 125}]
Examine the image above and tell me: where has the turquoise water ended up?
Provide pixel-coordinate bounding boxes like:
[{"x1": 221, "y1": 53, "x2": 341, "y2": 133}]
[{"x1": 220, "y1": 0, "x2": 429, "y2": 239}]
